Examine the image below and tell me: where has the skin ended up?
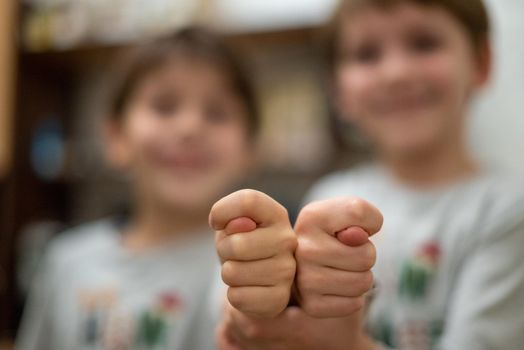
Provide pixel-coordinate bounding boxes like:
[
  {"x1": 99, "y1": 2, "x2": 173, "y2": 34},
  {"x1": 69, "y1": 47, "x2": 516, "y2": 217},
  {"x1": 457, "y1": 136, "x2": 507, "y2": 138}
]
[
  {"x1": 212, "y1": 190, "x2": 383, "y2": 350},
  {"x1": 210, "y1": 190, "x2": 298, "y2": 318},
  {"x1": 105, "y1": 57, "x2": 253, "y2": 249},
  {"x1": 294, "y1": 198, "x2": 382, "y2": 319},
  {"x1": 215, "y1": 2, "x2": 491, "y2": 349},
  {"x1": 216, "y1": 302, "x2": 372, "y2": 350},
  {"x1": 335, "y1": 3, "x2": 490, "y2": 187}
]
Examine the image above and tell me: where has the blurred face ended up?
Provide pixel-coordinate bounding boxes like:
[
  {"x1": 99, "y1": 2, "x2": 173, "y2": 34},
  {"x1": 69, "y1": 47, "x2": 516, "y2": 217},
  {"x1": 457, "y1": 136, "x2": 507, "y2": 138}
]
[
  {"x1": 108, "y1": 59, "x2": 252, "y2": 213},
  {"x1": 335, "y1": 3, "x2": 489, "y2": 159}
]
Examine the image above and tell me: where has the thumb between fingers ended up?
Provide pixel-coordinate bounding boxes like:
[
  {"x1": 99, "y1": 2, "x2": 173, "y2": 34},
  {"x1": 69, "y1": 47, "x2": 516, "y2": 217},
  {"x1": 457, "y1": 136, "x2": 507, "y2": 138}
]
[{"x1": 335, "y1": 227, "x2": 369, "y2": 247}]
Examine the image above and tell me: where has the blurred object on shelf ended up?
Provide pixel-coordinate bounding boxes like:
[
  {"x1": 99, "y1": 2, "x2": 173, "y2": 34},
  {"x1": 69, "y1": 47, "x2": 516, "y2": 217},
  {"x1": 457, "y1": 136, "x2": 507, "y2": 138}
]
[
  {"x1": 252, "y1": 47, "x2": 334, "y2": 172},
  {"x1": 22, "y1": 0, "x2": 207, "y2": 51},
  {"x1": 209, "y1": 0, "x2": 338, "y2": 33},
  {"x1": 30, "y1": 118, "x2": 66, "y2": 181},
  {"x1": 20, "y1": 0, "x2": 341, "y2": 52}
]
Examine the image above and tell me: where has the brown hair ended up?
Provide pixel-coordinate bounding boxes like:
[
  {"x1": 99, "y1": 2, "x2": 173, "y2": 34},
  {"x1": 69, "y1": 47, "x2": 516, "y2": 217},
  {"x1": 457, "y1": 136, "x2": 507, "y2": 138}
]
[
  {"x1": 108, "y1": 26, "x2": 259, "y2": 136},
  {"x1": 326, "y1": 0, "x2": 490, "y2": 68}
]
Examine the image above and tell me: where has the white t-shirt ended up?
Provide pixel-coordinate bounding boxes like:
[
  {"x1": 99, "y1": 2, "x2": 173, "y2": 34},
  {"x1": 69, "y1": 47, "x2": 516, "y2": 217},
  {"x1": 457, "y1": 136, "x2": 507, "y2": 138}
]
[
  {"x1": 16, "y1": 219, "x2": 223, "y2": 350},
  {"x1": 305, "y1": 164, "x2": 524, "y2": 350}
]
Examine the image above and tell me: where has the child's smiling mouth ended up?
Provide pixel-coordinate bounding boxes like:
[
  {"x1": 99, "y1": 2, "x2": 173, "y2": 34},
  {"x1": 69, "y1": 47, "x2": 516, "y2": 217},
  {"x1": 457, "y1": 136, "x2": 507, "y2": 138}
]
[
  {"x1": 374, "y1": 92, "x2": 436, "y2": 117},
  {"x1": 152, "y1": 150, "x2": 215, "y2": 175}
]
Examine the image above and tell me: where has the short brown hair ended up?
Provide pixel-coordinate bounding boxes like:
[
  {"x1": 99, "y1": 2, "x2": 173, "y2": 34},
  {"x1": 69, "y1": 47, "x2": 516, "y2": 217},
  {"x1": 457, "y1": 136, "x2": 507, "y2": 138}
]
[
  {"x1": 326, "y1": 0, "x2": 490, "y2": 67},
  {"x1": 108, "y1": 26, "x2": 259, "y2": 136}
]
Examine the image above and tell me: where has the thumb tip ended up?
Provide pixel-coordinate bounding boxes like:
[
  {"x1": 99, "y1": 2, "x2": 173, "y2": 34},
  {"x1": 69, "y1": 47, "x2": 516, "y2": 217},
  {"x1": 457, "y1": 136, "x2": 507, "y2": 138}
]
[
  {"x1": 336, "y1": 226, "x2": 369, "y2": 247},
  {"x1": 224, "y1": 217, "x2": 258, "y2": 235}
]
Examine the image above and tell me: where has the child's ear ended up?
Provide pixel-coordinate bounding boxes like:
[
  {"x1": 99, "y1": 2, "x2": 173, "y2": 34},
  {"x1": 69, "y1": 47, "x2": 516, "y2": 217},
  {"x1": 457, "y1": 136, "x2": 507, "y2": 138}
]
[
  {"x1": 103, "y1": 117, "x2": 131, "y2": 170},
  {"x1": 474, "y1": 41, "x2": 492, "y2": 87}
]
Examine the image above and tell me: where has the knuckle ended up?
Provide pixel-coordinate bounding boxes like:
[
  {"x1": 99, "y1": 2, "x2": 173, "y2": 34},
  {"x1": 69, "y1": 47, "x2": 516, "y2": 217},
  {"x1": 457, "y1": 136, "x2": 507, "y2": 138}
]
[
  {"x1": 355, "y1": 271, "x2": 374, "y2": 295},
  {"x1": 343, "y1": 297, "x2": 365, "y2": 315},
  {"x1": 274, "y1": 285, "x2": 291, "y2": 303},
  {"x1": 268, "y1": 286, "x2": 291, "y2": 314},
  {"x1": 296, "y1": 203, "x2": 321, "y2": 231},
  {"x1": 295, "y1": 237, "x2": 320, "y2": 263},
  {"x1": 360, "y1": 243, "x2": 377, "y2": 270},
  {"x1": 238, "y1": 189, "x2": 262, "y2": 210},
  {"x1": 274, "y1": 203, "x2": 290, "y2": 222},
  {"x1": 227, "y1": 287, "x2": 247, "y2": 312},
  {"x1": 280, "y1": 230, "x2": 298, "y2": 252},
  {"x1": 375, "y1": 210, "x2": 384, "y2": 231},
  {"x1": 279, "y1": 257, "x2": 297, "y2": 282},
  {"x1": 272, "y1": 255, "x2": 296, "y2": 285},
  {"x1": 346, "y1": 197, "x2": 367, "y2": 223},
  {"x1": 209, "y1": 203, "x2": 219, "y2": 222},
  {"x1": 301, "y1": 296, "x2": 325, "y2": 318},
  {"x1": 296, "y1": 269, "x2": 319, "y2": 294},
  {"x1": 362, "y1": 270, "x2": 375, "y2": 291},
  {"x1": 227, "y1": 234, "x2": 247, "y2": 260},
  {"x1": 216, "y1": 239, "x2": 229, "y2": 260},
  {"x1": 295, "y1": 272, "x2": 308, "y2": 292},
  {"x1": 221, "y1": 261, "x2": 237, "y2": 286}
]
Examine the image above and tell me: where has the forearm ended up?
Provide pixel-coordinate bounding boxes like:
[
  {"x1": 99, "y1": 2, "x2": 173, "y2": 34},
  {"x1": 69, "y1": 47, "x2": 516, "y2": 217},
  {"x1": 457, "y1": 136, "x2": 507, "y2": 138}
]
[{"x1": 325, "y1": 306, "x2": 381, "y2": 350}]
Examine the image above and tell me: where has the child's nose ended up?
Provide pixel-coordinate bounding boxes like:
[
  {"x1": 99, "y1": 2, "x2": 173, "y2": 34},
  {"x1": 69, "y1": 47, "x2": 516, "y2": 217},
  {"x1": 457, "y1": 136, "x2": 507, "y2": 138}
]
[
  {"x1": 380, "y1": 50, "x2": 415, "y2": 86},
  {"x1": 172, "y1": 108, "x2": 205, "y2": 139}
]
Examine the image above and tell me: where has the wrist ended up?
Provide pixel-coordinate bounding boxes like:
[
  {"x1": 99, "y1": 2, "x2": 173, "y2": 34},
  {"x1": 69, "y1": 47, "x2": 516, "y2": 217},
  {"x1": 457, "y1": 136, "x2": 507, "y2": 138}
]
[{"x1": 350, "y1": 332, "x2": 380, "y2": 350}]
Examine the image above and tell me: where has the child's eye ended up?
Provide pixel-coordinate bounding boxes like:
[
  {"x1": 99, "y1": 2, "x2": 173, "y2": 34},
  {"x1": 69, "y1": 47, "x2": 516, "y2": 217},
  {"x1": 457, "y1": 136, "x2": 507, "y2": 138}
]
[
  {"x1": 410, "y1": 34, "x2": 442, "y2": 54},
  {"x1": 342, "y1": 44, "x2": 382, "y2": 65},
  {"x1": 150, "y1": 97, "x2": 178, "y2": 116}
]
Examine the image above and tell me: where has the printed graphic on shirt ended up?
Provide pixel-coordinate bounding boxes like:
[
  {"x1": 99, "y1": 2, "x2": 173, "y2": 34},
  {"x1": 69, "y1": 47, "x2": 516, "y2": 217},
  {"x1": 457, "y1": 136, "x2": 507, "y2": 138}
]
[
  {"x1": 398, "y1": 241, "x2": 441, "y2": 301},
  {"x1": 372, "y1": 318, "x2": 394, "y2": 347},
  {"x1": 370, "y1": 240, "x2": 444, "y2": 349},
  {"x1": 79, "y1": 287, "x2": 118, "y2": 346},
  {"x1": 78, "y1": 288, "x2": 184, "y2": 349},
  {"x1": 372, "y1": 316, "x2": 444, "y2": 349},
  {"x1": 104, "y1": 307, "x2": 135, "y2": 350},
  {"x1": 395, "y1": 319, "x2": 444, "y2": 350},
  {"x1": 135, "y1": 292, "x2": 184, "y2": 348}
]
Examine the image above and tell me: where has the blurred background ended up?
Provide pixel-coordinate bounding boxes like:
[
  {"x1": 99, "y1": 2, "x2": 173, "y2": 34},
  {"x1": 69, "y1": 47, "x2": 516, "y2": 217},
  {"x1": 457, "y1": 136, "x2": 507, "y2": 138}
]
[{"x1": 0, "y1": 0, "x2": 523, "y2": 346}]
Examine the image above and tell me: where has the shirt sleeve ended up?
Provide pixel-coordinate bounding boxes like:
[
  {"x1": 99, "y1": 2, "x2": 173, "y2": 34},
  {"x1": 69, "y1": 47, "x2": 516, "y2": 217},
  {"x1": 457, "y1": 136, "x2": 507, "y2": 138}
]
[
  {"x1": 15, "y1": 253, "x2": 55, "y2": 350},
  {"x1": 438, "y1": 209, "x2": 524, "y2": 350}
]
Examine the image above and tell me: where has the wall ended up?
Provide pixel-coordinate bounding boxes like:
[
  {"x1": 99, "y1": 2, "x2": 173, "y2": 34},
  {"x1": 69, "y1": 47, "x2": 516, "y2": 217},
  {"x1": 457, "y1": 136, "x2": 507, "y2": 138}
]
[{"x1": 470, "y1": 0, "x2": 524, "y2": 174}]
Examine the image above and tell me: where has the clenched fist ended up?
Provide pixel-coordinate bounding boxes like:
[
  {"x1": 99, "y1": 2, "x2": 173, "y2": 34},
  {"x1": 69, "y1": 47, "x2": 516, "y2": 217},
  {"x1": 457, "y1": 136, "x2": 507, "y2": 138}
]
[
  {"x1": 294, "y1": 197, "x2": 383, "y2": 318},
  {"x1": 210, "y1": 190, "x2": 297, "y2": 318}
]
